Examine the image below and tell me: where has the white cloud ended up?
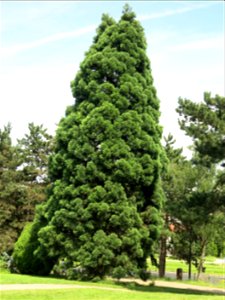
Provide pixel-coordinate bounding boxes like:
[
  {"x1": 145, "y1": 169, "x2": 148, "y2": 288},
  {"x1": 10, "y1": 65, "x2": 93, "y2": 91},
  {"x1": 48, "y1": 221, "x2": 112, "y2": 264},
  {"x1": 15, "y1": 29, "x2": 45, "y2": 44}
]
[
  {"x1": 1, "y1": 2, "x2": 76, "y2": 32},
  {"x1": 169, "y1": 36, "x2": 224, "y2": 52},
  {"x1": 0, "y1": 64, "x2": 76, "y2": 142},
  {"x1": 138, "y1": 3, "x2": 213, "y2": 21},
  {"x1": 0, "y1": 24, "x2": 96, "y2": 57}
]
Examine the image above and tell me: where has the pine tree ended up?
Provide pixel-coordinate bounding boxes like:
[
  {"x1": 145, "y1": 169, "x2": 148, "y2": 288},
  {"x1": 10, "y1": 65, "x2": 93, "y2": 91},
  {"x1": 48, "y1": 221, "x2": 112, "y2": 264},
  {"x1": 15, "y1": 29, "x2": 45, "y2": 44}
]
[
  {"x1": 0, "y1": 124, "x2": 53, "y2": 254},
  {"x1": 177, "y1": 92, "x2": 225, "y2": 215},
  {"x1": 36, "y1": 6, "x2": 164, "y2": 279},
  {"x1": 16, "y1": 123, "x2": 53, "y2": 215},
  {"x1": 158, "y1": 134, "x2": 183, "y2": 278},
  {"x1": 0, "y1": 125, "x2": 27, "y2": 253},
  {"x1": 177, "y1": 92, "x2": 225, "y2": 166},
  {"x1": 17, "y1": 123, "x2": 53, "y2": 184}
]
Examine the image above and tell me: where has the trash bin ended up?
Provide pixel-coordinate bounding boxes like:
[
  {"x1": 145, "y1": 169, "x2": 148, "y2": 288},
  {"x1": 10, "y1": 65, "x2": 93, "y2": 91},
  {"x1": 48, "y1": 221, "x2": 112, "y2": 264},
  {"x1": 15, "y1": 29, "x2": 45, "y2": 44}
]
[{"x1": 176, "y1": 268, "x2": 183, "y2": 280}]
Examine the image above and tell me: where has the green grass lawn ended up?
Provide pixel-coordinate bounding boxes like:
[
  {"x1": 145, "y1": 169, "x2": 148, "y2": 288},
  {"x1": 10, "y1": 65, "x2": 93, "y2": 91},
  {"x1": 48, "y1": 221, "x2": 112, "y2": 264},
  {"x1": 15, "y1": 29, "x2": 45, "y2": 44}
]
[
  {"x1": 1, "y1": 273, "x2": 225, "y2": 300},
  {"x1": 148, "y1": 256, "x2": 225, "y2": 277},
  {"x1": 0, "y1": 269, "x2": 224, "y2": 289},
  {"x1": 1, "y1": 284, "x2": 225, "y2": 300},
  {"x1": 1, "y1": 257, "x2": 224, "y2": 300}
]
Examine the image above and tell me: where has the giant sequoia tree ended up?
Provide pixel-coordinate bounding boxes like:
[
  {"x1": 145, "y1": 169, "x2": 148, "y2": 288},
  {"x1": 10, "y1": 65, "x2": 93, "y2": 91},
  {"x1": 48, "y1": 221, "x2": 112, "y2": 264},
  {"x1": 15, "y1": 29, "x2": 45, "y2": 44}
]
[{"x1": 35, "y1": 6, "x2": 164, "y2": 279}]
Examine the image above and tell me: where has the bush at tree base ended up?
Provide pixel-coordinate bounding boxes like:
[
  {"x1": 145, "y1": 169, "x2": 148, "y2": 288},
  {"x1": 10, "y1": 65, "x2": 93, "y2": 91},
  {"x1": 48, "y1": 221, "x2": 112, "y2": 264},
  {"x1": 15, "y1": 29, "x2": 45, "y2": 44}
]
[{"x1": 12, "y1": 221, "x2": 55, "y2": 275}]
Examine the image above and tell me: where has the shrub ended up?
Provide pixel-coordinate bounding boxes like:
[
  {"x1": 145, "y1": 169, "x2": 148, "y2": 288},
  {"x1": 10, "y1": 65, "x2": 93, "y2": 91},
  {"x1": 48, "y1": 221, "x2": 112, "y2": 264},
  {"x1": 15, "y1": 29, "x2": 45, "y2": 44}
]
[{"x1": 12, "y1": 222, "x2": 55, "y2": 275}]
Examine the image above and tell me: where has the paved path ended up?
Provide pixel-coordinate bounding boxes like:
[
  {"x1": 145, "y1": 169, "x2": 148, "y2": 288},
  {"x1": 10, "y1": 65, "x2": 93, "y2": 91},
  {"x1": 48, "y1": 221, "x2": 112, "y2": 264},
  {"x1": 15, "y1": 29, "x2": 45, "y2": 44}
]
[
  {"x1": 120, "y1": 278, "x2": 225, "y2": 295},
  {"x1": 154, "y1": 280, "x2": 225, "y2": 295},
  {"x1": 0, "y1": 280, "x2": 225, "y2": 295},
  {"x1": 150, "y1": 270, "x2": 224, "y2": 282}
]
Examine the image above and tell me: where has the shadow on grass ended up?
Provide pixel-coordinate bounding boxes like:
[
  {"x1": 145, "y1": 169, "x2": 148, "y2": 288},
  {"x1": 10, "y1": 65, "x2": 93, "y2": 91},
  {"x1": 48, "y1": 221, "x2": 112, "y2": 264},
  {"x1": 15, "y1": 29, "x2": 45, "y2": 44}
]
[{"x1": 114, "y1": 281, "x2": 225, "y2": 296}]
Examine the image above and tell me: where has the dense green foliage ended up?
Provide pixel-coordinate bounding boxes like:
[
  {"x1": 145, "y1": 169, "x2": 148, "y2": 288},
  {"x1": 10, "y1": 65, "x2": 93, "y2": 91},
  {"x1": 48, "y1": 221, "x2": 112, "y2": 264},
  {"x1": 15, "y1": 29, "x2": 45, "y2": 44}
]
[
  {"x1": 169, "y1": 92, "x2": 225, "y2": 277},
  {"x1": 0, "y1": 124, "x2": 52, "y2": 254},
  {"x1": 0, "y1": 125, "x2": 27, "y2": 253},
  {"x1": 160, "y1": 134, "x2": 224, "y2": 278},
  {"x1": 170, "y1": 163, "x2": 219, "y2": 275},
  {"x1": 17, "y1": 123, "x2": 53, "y2": 184},
  {"x1": 34, "y1": 5, "x2": 164, "y2": 279},
  {"x1": 158, "y1": 134, "x2": 183, "y2": 277},
  {"x1": 12, "y1": 221, "x2": 55, "y2": 275},
  {"x1": 177, "y1": 92, "x2": 225, "y2": 166}
]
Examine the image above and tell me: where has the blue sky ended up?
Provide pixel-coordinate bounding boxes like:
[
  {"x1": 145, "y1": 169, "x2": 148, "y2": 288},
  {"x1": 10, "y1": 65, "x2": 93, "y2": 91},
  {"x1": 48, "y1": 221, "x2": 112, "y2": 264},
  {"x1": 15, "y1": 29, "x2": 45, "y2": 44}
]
[{"x1": 0, "y1": 1, "x2": 224, "y2": 156}]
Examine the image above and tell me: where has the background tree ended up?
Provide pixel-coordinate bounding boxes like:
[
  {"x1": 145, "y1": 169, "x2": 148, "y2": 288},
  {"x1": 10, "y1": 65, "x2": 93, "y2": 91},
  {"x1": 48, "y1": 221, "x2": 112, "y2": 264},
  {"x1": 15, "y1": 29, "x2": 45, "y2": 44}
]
[
  {"x1": 17, "y1": 123, "x2": 53, "y2": 183},
  {"x1": 33, "y1": 5, "x2": 164, "y2": 280},
  {"x1": 158, "y1": 134, "x2": 183, "y2": 278},
  {"x1": 177, "y1": 92, "x2": 225, "y2": 166},
  {"x1": 0, "y1": 125, "x2": 27, "y2": 253},
  {"x1": 161, "y1": 142, "x2": 217, "y2": 279},
  {"x1": 177, "y1": 92, "x2": 225, "y2": 210},
  {"x1": 175, "y1": 92, "x2": 225, "y2": 278},
  {"x1": 16, "y1": 123, "x2": 53, "y2": 216},
  {"x1": 206, "y1": 211, "x2": 225, "y2": 257},
  {"x1": 0, "y1": 123, "x2": 52, "y2": 254},
  {"x1": 170, "y1": 183, "x2": 223, "y2": 279}
]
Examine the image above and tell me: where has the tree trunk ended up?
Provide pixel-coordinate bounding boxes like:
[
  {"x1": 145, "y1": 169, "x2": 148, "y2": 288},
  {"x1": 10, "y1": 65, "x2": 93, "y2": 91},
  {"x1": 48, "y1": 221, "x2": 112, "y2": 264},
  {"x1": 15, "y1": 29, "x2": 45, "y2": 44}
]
[
  {"x1": 159, "y1": 214, "x2": 169, "y2": 278},
  {"x1": 188, "y1": 258, "x2": 192, "y2": 280},
  {"x1": 159, "y1": 235, "x2": 167, "y2": 277},
  {"x1": 188, "y1": 241, "x2": 192, "y2": 280},
  {"x1": 197, "y1": 239, "x2": 207, "y2": 280}
]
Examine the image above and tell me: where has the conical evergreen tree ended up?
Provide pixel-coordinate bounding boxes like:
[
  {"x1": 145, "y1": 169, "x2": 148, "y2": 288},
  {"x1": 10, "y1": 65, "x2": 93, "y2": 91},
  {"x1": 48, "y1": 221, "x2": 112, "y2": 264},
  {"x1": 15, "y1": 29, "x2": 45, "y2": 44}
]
[{"x1": 37, "y1": 5, "x2": 164, "y2": 279}]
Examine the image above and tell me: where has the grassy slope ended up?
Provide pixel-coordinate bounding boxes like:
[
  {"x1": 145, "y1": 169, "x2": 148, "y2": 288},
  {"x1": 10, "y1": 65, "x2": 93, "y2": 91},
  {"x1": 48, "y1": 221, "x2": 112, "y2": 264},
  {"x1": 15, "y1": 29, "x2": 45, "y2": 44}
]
[
  {"x1": 1, "y1": 257, "x2": 224, "y2": 300},
  {"x1": 1, "y1": 272, "x2": 225, "y2": 300},
  {"x1": 1, "y1": 285, "x2": 225, "y2": 300},
  {"x1": 0, "y1": 270, "x2": 224, "y2": 289}
]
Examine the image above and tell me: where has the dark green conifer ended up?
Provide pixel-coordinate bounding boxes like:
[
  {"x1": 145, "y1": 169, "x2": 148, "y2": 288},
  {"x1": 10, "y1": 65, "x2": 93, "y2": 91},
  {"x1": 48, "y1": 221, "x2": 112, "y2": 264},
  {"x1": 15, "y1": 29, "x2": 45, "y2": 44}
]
[
  {"x1": 177, "y1": 92, "x2": 225, "y2": 166},
  {"x1": 37, "y1": 6, "x2": 164, "y2": 279},
  {"x1": 0, "y1": 123, "x2": 53, "y2": 254},
  {"x1": 0, "y1": 125, "x2": 26, "y2": 253}
]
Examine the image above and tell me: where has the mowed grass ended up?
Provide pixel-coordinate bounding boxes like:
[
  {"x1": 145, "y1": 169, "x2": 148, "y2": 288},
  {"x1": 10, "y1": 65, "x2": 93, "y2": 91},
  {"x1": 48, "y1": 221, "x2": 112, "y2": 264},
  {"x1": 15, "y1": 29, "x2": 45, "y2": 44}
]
[
  {"x1": 1, "y1": 270, "x2": 224, "y2": 289},
  {"x1": 0, "y1": 271, "x2": 79, "y2": 285},
  {"x1": 1, "y1": 285, "x2": 225, "y2": 300},
  {"x1": 167, "y1": 259, "x2": 224, "y2": 276},
  {"x1": 1, "y1": 257, "x2": 224, "y2": 300},
  {"x1": 148, "y1": 257, "x2": 225, "y2": 276},
  {"x1": 1, "y1": 272, "x2": 225, "y2": 300}
]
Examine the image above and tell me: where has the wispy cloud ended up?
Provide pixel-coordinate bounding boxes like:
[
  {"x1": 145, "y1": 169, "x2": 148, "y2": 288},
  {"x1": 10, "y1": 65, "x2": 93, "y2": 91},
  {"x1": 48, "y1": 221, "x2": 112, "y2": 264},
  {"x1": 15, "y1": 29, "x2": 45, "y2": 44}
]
[
  {"x1": 138, "y1": 3, "x2": 213, "y2": 21},
  {"x1": 169, "y1": 35, "x2": 224, "y2": 52},
  {"x1": 1, "y1": 24, "x2": 96, "y2": 57}
]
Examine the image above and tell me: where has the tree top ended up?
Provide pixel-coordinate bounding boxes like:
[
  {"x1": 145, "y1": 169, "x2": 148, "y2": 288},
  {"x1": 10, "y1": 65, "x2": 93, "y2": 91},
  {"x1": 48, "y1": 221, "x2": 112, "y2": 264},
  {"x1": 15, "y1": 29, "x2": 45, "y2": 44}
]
[{"x1": 122, "y1": 4, "x2": 136, "y2": 21}]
